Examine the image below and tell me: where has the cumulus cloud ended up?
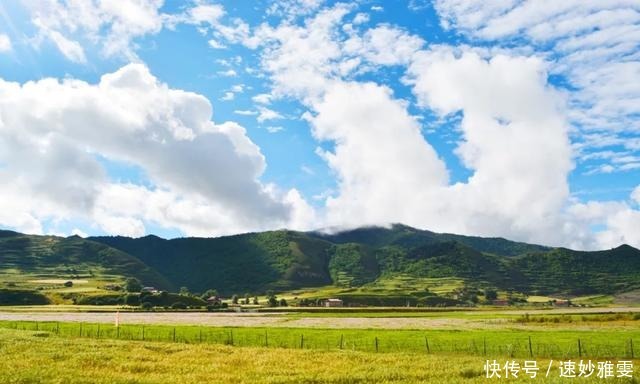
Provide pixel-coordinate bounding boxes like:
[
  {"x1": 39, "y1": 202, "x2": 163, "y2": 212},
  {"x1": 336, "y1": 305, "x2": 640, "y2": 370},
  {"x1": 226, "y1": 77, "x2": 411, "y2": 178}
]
[
  {"x1": 433, "y1": 0, "x2": 640, "y2": 172},
  {"x1": 246, "y1": 4, "x2": 640, "y2": 249},
  {"x1": 0, "y1": 64, "x2": 311, "y2": 236},
  {"x1": 308, "y1": 81, "x2": 448, "y2": 228},
  {"x1": 406, "y1": 48, "x2": 575, "y2": 242}
]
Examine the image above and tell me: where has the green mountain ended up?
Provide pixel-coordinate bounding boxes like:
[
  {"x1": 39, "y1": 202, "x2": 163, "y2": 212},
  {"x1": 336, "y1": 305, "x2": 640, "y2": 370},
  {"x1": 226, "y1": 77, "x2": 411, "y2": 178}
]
[
  {"x1": 0, "y1": 232, "x2": 172, "y2": 289},
  {"x1": 91, "y1": 230, "x2": 333, "y2": 293},
  {"x1": 0, "y1": 225, "x2": 639, "y2": 303}
]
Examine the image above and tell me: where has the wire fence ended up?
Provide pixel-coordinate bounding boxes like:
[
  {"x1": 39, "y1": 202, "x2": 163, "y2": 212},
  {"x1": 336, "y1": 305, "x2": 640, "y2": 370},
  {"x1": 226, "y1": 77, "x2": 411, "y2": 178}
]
[{"x1": 1, "y1": 321, "x2": 636, "y2": 359}]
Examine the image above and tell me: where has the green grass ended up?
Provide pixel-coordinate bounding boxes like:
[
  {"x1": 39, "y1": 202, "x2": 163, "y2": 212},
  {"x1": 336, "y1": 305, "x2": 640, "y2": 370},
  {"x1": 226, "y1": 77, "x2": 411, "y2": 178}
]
[
  {"x1": 0, "y1": 328, "x2": 637, "y2": 384},
  {"x1": 1, "y1": 320, "x2": 639, "y2": 359},
  {"x1": 269, "y1": 275, "x2": 465, "y2": 303}
]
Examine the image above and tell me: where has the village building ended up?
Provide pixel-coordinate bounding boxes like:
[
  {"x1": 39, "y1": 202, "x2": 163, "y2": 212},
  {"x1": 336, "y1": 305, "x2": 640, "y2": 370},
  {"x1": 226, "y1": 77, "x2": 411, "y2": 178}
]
[{"x1": 324, "y1": 298, "x2": 343, "y2": 307}]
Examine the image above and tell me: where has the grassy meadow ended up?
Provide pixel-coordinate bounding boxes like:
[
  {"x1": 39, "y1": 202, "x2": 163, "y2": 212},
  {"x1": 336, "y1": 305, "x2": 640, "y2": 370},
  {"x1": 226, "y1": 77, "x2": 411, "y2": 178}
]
[
  {"x1": 1, "y1": 319, "x2": 639, "y2": 359},
  {"x1": 0, "y1": 327, "x2": 638, "y2": 384}
]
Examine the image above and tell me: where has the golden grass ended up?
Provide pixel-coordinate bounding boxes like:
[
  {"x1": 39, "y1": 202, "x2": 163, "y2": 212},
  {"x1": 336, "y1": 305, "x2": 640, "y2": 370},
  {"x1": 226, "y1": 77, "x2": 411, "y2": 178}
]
[{"x1": 0, "y1": 329, "x2": 637, "y2": 383}]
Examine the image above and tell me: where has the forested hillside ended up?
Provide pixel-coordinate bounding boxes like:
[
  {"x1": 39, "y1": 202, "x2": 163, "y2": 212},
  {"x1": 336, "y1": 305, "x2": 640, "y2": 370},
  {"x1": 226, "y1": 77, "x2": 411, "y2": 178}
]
[{"x1": 0, "y1": 225, "x2": 638, "y2": 299}]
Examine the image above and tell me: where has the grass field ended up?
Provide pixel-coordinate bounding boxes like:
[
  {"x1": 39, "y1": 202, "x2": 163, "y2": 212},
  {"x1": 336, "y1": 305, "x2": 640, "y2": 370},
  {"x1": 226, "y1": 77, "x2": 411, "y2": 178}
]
[
  {"x1": 0, "y1": 327, "x2": 637, "y2": 384},
  {"x1": 1, "y1": 320, "x2": 638, "y2": 359}
]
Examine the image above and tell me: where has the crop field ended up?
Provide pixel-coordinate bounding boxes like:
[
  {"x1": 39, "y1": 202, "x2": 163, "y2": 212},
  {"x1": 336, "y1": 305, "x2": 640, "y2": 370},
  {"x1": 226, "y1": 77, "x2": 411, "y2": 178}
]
[{"x1": 0, "y1": 327, "x2": 638, "y2": 384}]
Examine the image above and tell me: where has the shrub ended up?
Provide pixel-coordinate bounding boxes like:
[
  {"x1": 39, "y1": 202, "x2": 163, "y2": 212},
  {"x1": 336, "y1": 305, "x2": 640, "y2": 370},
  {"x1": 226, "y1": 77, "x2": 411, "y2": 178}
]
[
  {"x1": 125, "y1": 294, "x2": 140, "y2": 306},
  {"x1": 171, "y1": 301, "x2": 187, "y2": 310},
  {"x1": 140, "y1": 301, "x2": 153, "y2": 310},
  {"x1": 63, "y1": 281, "x2": 73, "y2": 287},
  {"x1": 0, "y1": 289, "x2": 50, "y2": 305},
  {"x1": 125, "y1": 278, "x2": 142, "y2": 293}
]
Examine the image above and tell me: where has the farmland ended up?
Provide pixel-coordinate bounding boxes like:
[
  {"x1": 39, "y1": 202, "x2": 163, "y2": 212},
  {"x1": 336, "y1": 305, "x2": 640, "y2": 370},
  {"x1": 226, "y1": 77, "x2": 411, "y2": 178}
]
[{"x1": 0, "y1": 324, "x2": 638, "y2": 384}]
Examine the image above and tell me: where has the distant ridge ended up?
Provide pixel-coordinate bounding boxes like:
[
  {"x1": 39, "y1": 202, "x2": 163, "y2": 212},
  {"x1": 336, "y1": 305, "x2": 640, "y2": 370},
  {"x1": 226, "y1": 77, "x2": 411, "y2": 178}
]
[{"x1": 0, "y1": 224, "x2": 638, "y2": 296}]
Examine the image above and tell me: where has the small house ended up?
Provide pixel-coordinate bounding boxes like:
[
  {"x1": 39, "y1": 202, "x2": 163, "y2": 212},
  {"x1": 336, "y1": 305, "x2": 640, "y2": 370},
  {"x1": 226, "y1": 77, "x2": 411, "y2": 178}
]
[
  {"x1": 553, "y1": 299, "x2": 570, "y2": 307},
  {"x1": 324, "y1": 298, "x2": 343, "y2": 307},
  {"x1": 206, "y1": 296, "x2": 222, "y2": 305},
  {"x1": 492, "y1": 299, "x2": 509, "y2": 306},
  {"x1": 141, "y1": 286, "x2": 158, "y2": 294}
]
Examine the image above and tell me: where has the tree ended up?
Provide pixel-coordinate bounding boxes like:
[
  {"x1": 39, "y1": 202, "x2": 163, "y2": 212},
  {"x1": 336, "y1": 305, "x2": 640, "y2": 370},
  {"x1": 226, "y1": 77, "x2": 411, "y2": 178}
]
[
  {"x1": 141, "y1": 301, "x2": 153, "y2": 310},
  {"x1": 200, "y1": 289, "x2": 218, "y2": 300},
  {"x1": 125, "y1": 278, "x2": 142, "y2": 293},
  {"x1": 125, "y1": 294, "x2": 139, "y2": 306},
  {"x1": 171, "y1": 302, "x2": 187, "y2": 310},
  {"x1": 231, "y1": 294, "x2": 239, "y2": 304},
  {"x1": 253, "y1": 296, "x2": 259, "y2": 305},
  {"x1": 279, "y1": 298, "x2": 288, "y2": 307},
  {"x1": 243, "y1": 293, "x2": 251, "y2": 304},
  {"x1": 63, "y1": 281, "x2": 73, "y2": 287},
  {"x1": 179, "y1": 286, "x2": 190, "y2": 296},
  {"x1": 484, "y1": 289, "x2": 498, "y2": 301},
  {"x1": 267, "y1": 295, "x2": 277, "y2": 307}
]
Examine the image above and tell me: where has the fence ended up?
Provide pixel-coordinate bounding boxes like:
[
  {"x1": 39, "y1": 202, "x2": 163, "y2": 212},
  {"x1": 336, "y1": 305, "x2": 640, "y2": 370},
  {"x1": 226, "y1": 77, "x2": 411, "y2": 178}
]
[{"x1": 1, "y1": 321, "x2": 636, "y2": 359}]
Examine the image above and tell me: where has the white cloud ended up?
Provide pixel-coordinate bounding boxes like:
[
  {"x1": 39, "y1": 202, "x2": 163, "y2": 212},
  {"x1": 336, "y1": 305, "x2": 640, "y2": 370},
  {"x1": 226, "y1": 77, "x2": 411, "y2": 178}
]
[
  {"x1": 371, "y1": 6, "x2": 384, "y2": 12},
  {"x1": 0, "y1": 34, "x2": 11, "y2": 52},
  {"x1": 249, "y1": 4, "x2": 354, "y2": 101},
  {"x1": 184, "y1": 3, "x2": 225, "y2": 25},
  {"x1": 632, "y1": 185, "x2": 640, "y2": 205},
  {"x1": 267, "y1": 0, "x2": 325, "y2": 19},
  {"x1": 344, "y1": 24, "x2": 425, "y2": 65},
  {"x1": 252, "y1": 93, "x2": 272, "y2": 104},
  {"x1": 71, "y1": 228, "x2": 88, "y2": 238},
  {"x1": 23, "y1": 0, "x2": 165, "y2": 61},
  {"x1": 208, "y1": 38, "x2": 226, "y2": 49},
  {"x1": 0, "y1": 64, "x2": 310, "y2": 236},
  {"x1": 218, "y1": 69, "x2": 237, "y2": 77},
  {"x1": 265, "y1": 126, "x2": 284, "y2": 133},
  {"x1": 220, "y1": 91, "x2": 234, "y2": 101},
  {"x1": 300, "y1": 165, "x2": 314, "y2": 175},
  {"x1": 308, "y1": 81, "x2": 448, "y2": 229},
  {"x1": 233, "y1": 109, "x2": 257, "y2": 116},
  {"x1": 47, "y1": 29, "x2": 87, "y2": 63},
  {"x1": 257, "y1": 106, "x2": 283, "y2": 123},
  {"x1": 433, "y1": 0, "x2": 640, "y2": 166},
  {"x1": 352, "y1": 13, "x2": 369, "y2": 25},
  {"x1": 236, "y1": 3, "x2": 640, "y2": 249}
]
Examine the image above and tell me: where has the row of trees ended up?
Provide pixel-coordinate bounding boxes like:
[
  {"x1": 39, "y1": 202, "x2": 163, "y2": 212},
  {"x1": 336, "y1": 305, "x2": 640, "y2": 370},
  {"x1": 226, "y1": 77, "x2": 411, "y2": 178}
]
[{"x1": 124, "y1": 278, "x2": 270, "y2": 306}]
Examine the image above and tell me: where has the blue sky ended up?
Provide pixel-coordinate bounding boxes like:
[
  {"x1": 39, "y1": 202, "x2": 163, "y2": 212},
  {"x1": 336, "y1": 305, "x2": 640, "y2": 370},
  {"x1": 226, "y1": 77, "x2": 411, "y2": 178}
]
[{"x1": 0, "y1": 1, "x2": 638, "y2": 249}]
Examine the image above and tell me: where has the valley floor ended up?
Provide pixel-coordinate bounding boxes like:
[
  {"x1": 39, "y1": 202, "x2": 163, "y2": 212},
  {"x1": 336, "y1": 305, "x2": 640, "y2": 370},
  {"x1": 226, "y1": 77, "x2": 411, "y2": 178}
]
[{"x1": 0, "y1": 307, "x2": 639, "y2": 330}]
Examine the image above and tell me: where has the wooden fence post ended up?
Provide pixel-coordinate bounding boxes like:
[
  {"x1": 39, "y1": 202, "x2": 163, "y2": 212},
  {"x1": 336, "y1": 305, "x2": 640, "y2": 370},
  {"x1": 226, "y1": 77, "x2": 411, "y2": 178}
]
[
  {"x1": 578, "y1": 339, "x2": 582, "y2": 358},
  {"x1": 528, "y1": 336, "x2": 533, "y2": 358}
]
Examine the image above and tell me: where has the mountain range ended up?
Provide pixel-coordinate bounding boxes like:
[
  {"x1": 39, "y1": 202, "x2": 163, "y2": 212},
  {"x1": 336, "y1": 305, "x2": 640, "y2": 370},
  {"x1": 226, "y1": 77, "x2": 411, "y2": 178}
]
[{"x1": 1, "y1": 224, "x2": 639, "y2": 299}]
